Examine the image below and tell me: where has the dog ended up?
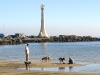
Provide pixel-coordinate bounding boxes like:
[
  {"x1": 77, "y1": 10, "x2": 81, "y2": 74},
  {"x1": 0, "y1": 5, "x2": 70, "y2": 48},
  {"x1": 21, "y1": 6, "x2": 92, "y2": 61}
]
[
  {"x1": 58, "y1": 58, "x2": 65, "y2": 64},
  {"x1": 42, "y1": 55, "x2": 50, "y2": 62}
]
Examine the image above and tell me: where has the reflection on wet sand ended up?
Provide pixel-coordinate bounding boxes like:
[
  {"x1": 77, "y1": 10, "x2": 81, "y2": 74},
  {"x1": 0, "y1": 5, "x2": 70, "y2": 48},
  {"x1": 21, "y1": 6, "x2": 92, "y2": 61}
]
[
  {"x1": 59, "y1": 66, "x2": 73, "y2": 72},
  {"x1": 69, "y1": 66, "x2": 73, "y2": 72},
  {"x1": 26, "y1": 67, "x2": 30, "y2": 70},
  {"x1": 59, "y1": 67, "x2": 65, "y2": 70},
  {"x1": 59, "y1": 67, "x2": 65, "y2": 71},
  {"x1": 24, "y1": 61, "x2": 31, "y2": 70},
  {"x1": 42, "y1": 68, "x2": 45, "y2": 71},
  {"x1": 25, "y1": 66, "x2": 73, "y2": 71}
]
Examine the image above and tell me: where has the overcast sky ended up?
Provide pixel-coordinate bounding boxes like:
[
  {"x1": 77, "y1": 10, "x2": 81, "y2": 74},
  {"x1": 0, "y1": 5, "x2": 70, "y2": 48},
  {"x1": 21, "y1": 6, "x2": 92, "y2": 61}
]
[{"x1": 0, "y1": 0, "x2": 100, "y2": 37}]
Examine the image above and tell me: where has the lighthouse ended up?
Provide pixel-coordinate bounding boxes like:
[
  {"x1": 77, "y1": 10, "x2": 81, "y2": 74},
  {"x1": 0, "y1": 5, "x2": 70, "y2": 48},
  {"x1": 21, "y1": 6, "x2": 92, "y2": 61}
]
[{"x1": 38, "y1": 4, "x2": 49, "y2": 38}]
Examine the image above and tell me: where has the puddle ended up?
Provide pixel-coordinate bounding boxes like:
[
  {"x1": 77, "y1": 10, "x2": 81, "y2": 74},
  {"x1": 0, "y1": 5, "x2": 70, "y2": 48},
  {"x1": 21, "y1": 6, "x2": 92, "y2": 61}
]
[{"x1": 17, "y1": 64, "x2": 100, "y2": 73}]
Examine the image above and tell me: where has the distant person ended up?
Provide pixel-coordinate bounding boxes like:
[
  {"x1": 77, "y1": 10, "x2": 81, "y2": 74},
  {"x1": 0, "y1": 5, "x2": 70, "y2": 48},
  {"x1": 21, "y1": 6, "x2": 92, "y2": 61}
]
[
  {"x1": 68, "y1": 58, "x2": 74, "y2": 64},
  {"x1": 25, "y1": 44, "x2": 29, "y2": 61}
]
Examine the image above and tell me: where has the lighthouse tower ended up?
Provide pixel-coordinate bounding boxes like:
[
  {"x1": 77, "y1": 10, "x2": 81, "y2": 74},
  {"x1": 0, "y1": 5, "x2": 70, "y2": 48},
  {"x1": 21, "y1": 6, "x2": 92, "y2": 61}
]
[{"x1": 38, "y1": 4, "x2": 49, "y2": 38}]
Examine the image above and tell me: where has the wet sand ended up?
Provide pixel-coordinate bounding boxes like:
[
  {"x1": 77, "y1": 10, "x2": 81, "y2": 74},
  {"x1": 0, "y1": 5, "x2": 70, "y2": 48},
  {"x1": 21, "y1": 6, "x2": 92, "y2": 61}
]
[{"x1": 0, "y1": 60, "x2": 100, "y2": 75}]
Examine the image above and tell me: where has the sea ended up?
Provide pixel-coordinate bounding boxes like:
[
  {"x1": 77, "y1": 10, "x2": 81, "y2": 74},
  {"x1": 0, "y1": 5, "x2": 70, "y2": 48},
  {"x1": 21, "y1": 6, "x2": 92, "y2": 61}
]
[{"x1": 1, "y1": 42, "x2": 100, "y2": 73}]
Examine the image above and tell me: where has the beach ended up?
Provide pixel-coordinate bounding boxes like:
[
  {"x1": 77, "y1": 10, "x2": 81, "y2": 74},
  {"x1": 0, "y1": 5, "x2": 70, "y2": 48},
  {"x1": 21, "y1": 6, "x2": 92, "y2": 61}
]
[
  {"x1": 0, "y1": 42, "x2": 100, "y2": 75},
  {"x1": 0, "y1": 60, "x2": 100, "y2": 75}
]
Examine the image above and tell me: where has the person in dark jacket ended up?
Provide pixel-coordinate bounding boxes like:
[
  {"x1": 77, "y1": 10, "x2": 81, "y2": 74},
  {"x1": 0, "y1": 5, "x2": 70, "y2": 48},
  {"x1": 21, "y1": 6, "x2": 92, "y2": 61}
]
[{"x1": 68, "y1": 58, "x2": 74, "y2": 64}]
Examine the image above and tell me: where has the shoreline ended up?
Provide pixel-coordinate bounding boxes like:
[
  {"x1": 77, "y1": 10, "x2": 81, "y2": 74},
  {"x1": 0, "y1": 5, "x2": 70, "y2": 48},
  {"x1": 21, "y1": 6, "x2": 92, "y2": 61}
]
[{"x1": 0, "y1": 60, "x2": 100, "y2": 75}]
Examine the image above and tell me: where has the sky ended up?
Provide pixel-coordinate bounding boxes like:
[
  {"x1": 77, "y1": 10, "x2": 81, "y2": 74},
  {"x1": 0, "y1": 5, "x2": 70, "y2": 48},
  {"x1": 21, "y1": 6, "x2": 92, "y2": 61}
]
[{"x1": 0, "y1": 0, "x2": 100, "y2": 37}]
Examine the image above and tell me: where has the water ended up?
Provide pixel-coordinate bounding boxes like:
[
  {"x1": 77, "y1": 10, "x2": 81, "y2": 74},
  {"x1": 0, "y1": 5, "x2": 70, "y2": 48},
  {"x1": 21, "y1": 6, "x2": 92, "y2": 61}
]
[
  {"x1": 18, "y1": 64, "x2": 100, "y2": 73},
  {"x1": 0, "y1": 42, "x2": 100, "y2": 72},
  {"x1": 0, "y1": 42, "x2": 100, "y2": 62}
]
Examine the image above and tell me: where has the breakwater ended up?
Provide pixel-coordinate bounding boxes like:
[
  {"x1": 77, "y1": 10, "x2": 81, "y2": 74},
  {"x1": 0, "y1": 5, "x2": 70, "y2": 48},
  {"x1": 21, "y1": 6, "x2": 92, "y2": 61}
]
[
  {"x1": 22, "y1": 36, "x2": 100, "y2": 43},
  {"x1": 0, "y1": 36, "x2": 100, "y2": 45},
  {"x1": 0, "y1": 38, "x2": 22, "y2": 45}
]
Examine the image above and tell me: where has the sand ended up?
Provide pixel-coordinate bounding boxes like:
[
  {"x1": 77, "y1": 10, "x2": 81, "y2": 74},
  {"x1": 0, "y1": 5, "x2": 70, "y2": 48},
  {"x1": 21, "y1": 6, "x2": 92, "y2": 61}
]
[{"x1": 0, "y1": 60, "x2": 100, "y2": 75}]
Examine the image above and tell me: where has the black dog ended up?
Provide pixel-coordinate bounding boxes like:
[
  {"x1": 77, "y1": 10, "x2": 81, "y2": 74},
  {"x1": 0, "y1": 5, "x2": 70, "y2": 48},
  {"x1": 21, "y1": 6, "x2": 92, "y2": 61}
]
[{"x1": 58, "y1": 58, "x2": 65, "y2": 64}]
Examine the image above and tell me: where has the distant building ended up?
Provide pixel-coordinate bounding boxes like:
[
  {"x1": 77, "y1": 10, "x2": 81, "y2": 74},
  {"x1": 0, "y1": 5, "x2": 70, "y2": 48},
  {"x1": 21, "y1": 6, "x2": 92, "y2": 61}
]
[
  {"x1": 7, "y1": 35, "x2": 17, "y2": 39},
  {"x1": 0, "y1": 33, "x2": 4, "y2": 38},
  {"x1": 15, "y1": 33, "x2": 25, "y2": 38},
  {"x1": 7, "y1": 35, "x2": 13, "y2": 39}
]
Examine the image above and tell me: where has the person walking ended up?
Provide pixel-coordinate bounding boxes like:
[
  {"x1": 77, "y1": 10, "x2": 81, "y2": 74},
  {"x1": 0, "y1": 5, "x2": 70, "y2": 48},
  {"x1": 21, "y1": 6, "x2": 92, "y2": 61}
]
[{"x1": 25, "y1": 43, "x2": 29, "y2": 61}]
